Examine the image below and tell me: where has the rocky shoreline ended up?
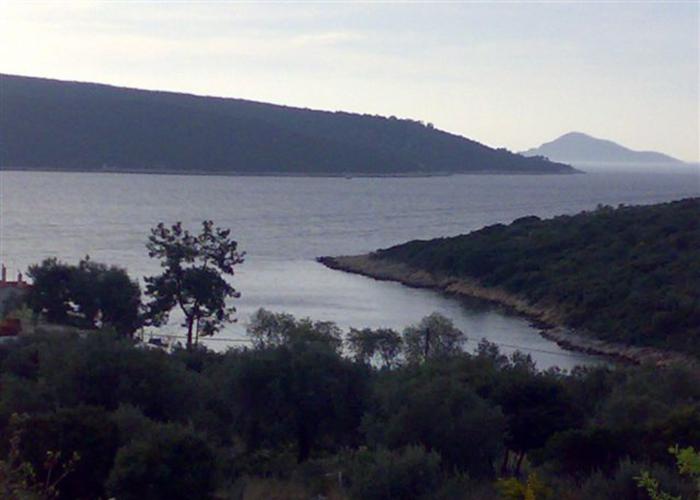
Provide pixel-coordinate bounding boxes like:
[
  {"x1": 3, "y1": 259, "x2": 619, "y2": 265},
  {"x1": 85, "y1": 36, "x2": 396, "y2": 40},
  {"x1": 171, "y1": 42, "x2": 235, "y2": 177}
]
[{"x1": 317, "y1": 254, "x2": 694, "y2": 367}]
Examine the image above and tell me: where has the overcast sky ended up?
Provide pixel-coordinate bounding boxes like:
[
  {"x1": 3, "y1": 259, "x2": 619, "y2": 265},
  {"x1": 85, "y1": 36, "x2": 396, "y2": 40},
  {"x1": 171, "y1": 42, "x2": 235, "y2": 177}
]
[{"x1": 1, "y1": 1, "x2": 698, "y2": 162}]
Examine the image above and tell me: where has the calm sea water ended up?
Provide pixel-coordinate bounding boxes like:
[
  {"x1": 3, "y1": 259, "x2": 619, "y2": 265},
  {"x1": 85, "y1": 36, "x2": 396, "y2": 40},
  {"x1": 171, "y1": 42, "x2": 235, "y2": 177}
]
[{"x1": 1, "y1": 169, "x2": 698, "y2": 369}]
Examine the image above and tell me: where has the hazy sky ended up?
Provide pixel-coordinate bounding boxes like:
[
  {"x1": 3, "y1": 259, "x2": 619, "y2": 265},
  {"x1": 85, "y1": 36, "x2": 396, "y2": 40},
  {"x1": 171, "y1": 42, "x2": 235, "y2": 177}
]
[{"x1": 1, "y1": 1, "x2": 698, "y2": 162}]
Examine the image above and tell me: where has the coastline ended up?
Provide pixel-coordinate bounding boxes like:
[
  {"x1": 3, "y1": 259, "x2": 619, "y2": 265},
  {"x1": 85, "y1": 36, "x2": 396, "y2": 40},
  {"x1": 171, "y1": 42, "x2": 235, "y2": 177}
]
[
  {"x1": 317, "y1": 254, "x2": 694, "y2": 367},
  {"x1": 0, "y1": 166, "x2": 582, "y2": 178}
]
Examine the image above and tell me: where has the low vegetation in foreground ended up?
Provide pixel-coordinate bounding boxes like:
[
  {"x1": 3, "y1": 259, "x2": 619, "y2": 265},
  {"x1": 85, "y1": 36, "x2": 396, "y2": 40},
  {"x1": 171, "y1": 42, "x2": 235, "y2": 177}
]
[
  {"x1": 375, "y1": 198, "x2": 700, "y2": 357},
  {"x1": 0, "y1": 312, "x2": 699, "y2": 499}
]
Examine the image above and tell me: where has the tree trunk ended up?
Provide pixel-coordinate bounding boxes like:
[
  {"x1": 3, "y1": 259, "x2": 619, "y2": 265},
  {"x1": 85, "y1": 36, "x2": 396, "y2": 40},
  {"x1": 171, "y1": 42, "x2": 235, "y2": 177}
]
[
  {"x1": 186, "y1": 316, "x2": 194, "y2": 349},
  {"x1": 515, "y1": 451, "x2": 525, "y2": 477},
  {"x1": 501, "y1": 449, "x2": 510, "y2": 475}
]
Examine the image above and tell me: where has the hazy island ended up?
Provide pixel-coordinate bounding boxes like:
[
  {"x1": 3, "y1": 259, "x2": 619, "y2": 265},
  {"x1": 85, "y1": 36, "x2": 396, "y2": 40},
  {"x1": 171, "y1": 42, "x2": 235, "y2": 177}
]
[
  {"x1": 0, "y1": 74, "x2": 577, "y2": 176},
  {"x1": 522, "y1": 131, "x2": 686, "y2": 167},
  {"x1": 320, "y1": 198, "x2": 700, "y2": 364}
]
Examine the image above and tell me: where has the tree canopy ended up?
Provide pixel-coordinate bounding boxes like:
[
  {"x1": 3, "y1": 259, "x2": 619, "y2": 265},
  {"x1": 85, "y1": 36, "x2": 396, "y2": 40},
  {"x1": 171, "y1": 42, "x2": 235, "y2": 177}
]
[
  {"x1": 144, "y1": 221, "x2": 244, "y2": 348},
  {"x1": 26, "y1": 257, "x2": 141, "y2": 336}
]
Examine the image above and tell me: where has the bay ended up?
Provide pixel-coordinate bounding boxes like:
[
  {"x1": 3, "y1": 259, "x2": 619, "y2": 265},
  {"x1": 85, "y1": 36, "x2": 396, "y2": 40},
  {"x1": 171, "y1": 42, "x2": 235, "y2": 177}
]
[{"x1": 1, "y1": 169, "x2": 697, "y2": 369}]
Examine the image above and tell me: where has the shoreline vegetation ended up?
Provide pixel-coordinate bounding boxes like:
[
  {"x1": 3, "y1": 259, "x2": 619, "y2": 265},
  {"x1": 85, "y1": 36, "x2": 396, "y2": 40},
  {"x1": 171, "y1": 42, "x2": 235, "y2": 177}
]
[
  {"x1": 317, "y1": 254, "x2": 688, "y2": 366},
  {"x1": 318, "y1": 198, "x2": 700, "y2": 368}
]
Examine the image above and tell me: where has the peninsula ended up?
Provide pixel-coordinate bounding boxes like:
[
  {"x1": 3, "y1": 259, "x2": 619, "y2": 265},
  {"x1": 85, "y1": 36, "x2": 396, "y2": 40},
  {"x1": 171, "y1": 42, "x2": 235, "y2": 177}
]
[
  {"x1": 0, "y1": 74, "x2": 576, "y2": 176},
  {"x1": 320, "y1": 198, "x2": 700, "y2": 365}
]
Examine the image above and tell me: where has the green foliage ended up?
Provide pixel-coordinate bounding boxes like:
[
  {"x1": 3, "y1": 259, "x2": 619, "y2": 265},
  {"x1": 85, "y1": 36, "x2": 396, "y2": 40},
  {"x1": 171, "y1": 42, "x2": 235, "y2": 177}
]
[
  {"x1": 11, "y1": 408, "x2": 116, "y2": 500},
  {"x1": 0, "y1": 332, "x2": 204, "y2": 425},
  {"x1": 494, "y1": 362, "x2": 578, "y2": 474},
  {"x1": 0, "y1": 312, "x2": 697, "y2": 498},
  {"x1": 363, "y1": 363, "x2": 505, "y2": 478},
  {"x1": 246, "y1": 308, "x2": 343, "y2": 353},
  {"x1": 540, "y1": 426, "x2": 632, "y2": 481},
  {"x1": 106, "y1": 424, "x2": 216, "y2": 500},
  {"x1": 0, "y1": 422, "x2": 79, "y2": 500},
  {"x1": 635, "y1": 446, "x2": 700, "y2": 500},
  {"x1": 580, "y1": 459, "x2": 693, "y2": 500},
  {"x1": 377, "y1": 199, "x2": 700, "y2": 356},
  {"x1": 144, "y1": 221, "x2": 244, "y2": 348},
  {"x1": 25, "y1": 259, "x2": 73, "y2": 325},
  {"x1": 345, "y1": 446, "x2": 443, "y2": 500},
  {"x1": 213, "y1": 340, "x2": 369, "y2": 462},
  {"x1": 346, "y1": 327, "x2": 403, "y2": 368},
  {"x1": 26, "y1": 257, "x2": 141, "y2": 335},
  {"x1": 670, "y1": 445, "x2": 700, "y2": 487},
  {"x1": 635, "y1": 471, "x2": 681, "y2": 500},
  {"x1": 402, "y1": 312, "x2": 466, "y2": 364},
  {"x1": 38, "y1": 332, "x2": 202, "y2": 422},
  {"x1": 496, "y1": 472, "x2": 552, "y2": 500}
]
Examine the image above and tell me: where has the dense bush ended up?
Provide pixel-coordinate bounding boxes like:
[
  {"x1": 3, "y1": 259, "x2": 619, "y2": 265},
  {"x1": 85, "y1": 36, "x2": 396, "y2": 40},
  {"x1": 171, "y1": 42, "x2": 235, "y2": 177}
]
[
  {"x1": 345, "y1": 446, "x2": 443, "y2": 500},
  {"x1": 26, "y1": 258, "x2": 141, "y2": 336},
  {"x1": 212, "y1": 340, "x2": 370, "y2": 462},
  {"x1": 11, "y1": 407, "x2": 119, "y2": 500},
  {"x1": 363, "y1": 369, "x2": 505, "y2": 478},
  {"x1": 0, "y1": 315, "x2": 697, "y2": 498},
  {"x1": 106, "y1": 424, "x2": 216, "y2": 500},
  {"x1": 579, "y1": 459, "x2": 695, "y2": 500},
  {"x1": 35, "y1": 332, "x2": 203, "y2": 422}
]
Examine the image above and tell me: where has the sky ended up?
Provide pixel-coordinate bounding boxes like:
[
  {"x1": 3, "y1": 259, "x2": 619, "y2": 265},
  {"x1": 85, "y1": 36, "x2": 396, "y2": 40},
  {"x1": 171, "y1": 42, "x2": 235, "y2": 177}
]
[{"x1": 1, "y1": 1, "x2": 698, "y2": 162}]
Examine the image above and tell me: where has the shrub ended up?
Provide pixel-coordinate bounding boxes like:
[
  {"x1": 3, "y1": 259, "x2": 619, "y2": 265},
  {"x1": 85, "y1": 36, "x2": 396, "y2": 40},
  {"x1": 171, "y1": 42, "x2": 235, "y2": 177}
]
[
  {"x1": 364, "y1": 372, "x2": 505, "y2": 478},
  {"x1": 38, "y1": 332, "x2": 202, "y2": 422},
  {"x1": 12, "y1": 406, "x2": 120, "y2": 500},
  {"x1": 345, "y1": 446, "x2": 443, "y2": 500},
  {"x1": 106, "y1": 424, "x2": 216, "y2": 500},
  {"x1": 581, "y1": 459, "x2": 694, "y2": 500}
]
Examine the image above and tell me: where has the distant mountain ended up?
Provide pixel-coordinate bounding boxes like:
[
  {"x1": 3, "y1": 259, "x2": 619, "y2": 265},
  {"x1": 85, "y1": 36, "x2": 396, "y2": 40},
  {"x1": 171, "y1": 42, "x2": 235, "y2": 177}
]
[
  {"x1": 522, "y1": 132, "x2": 684, "y2": 166},
  {"x1": 0, "y1": 74, "x2": 575, "y2": 175}
]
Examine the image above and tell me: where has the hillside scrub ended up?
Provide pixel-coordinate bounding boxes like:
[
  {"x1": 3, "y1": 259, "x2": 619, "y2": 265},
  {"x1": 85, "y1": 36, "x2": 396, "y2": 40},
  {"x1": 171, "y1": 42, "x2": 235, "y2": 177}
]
[{"x1": 372, "y1": 199, "x2": 700, "y2": 357}]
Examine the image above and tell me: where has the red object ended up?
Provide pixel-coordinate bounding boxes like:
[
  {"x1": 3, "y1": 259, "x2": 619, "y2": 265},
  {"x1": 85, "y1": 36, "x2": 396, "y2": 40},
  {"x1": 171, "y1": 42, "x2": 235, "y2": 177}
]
[{"x1": 0, "y1": 318, "x2": 22, "y2": 337}]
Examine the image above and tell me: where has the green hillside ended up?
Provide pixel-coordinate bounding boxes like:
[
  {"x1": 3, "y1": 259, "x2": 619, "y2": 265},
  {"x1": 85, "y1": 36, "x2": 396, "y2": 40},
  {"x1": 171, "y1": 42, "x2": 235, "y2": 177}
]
[
  {"x1": 0, "y1": 74, "x2": 576, "y2": 175},
  {"x1": 376, "y1": 198, "x2": 700, "y2": 356}
]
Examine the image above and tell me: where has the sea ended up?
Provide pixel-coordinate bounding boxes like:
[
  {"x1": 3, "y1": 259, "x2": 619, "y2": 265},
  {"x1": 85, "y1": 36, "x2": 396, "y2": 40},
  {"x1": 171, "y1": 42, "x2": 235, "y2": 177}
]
[{"x1": 1, "y1": 168, "x2": 698, "y2": 369}]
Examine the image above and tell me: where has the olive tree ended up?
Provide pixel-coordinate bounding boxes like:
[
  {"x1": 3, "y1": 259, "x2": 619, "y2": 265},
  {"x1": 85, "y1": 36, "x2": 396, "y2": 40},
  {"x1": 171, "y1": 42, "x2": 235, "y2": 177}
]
[
  {"x1": 346, "y1": 327, "x2": 403, "y2": 368},
  {"x1": 403, "y1": 312, "x2": 465, "y2": 364},
  {"x1": 144, "y1": 221, "x2": 244, "y2": 349},
  {"x1": 246, "y1": 308, "x2": 343, "y2": 353}
]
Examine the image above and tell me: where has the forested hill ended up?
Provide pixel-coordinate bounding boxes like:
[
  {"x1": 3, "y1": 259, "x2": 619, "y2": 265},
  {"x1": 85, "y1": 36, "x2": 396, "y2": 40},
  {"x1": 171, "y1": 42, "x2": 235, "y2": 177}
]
[
  {"x1": 375, "y1": 198, "x2": 700, "y2": 356},
  {"x1": 0, "y1": 74, "x2": 575, "y2": 175}
]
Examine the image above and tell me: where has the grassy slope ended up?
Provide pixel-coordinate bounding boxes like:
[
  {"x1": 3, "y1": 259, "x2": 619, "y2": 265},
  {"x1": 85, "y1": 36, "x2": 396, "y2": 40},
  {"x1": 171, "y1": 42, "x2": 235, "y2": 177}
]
[{"x1": 375, "y1": 199, "x2": 700, "y2": 357}]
